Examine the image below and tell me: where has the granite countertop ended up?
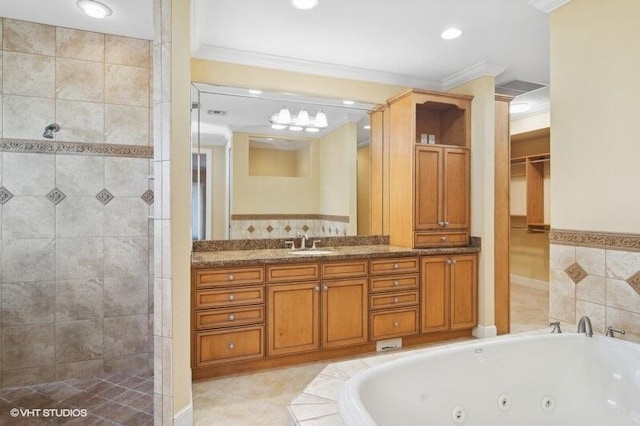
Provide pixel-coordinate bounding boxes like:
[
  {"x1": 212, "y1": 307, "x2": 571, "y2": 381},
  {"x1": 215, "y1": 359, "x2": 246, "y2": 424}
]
[{"x1": 191, "y1": 243, "x2": 480, "y2": 268}]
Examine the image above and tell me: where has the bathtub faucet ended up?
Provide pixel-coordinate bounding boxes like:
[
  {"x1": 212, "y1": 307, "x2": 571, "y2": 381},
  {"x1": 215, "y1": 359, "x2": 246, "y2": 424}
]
[{"x1": 577, "y1": 316, "x2": 593, "y2": 337}]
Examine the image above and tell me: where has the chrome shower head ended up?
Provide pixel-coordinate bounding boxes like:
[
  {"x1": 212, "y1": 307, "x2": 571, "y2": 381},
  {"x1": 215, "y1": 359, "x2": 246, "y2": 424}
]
[{"x1": 43, "y1": 123, "x2": 61, "y2": 139}]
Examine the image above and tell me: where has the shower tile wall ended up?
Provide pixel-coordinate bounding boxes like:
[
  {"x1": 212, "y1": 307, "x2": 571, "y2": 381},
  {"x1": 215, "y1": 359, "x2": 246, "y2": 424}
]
[
  {"x1": 549, "y1": 230, "x2": 640, "y2": 343},
  {"x1": 0, "y1": 18, "x2": 153, "y2": 388}
]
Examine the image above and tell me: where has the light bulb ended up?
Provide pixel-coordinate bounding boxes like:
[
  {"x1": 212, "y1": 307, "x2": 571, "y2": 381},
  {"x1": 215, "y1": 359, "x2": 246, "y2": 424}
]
[
  {"x1": 277, "y1": 107, "x2": 292, "y2": 124},
  {"x1": 289, "y1": 126, "x2": 303, "y2": 132},
  {"x1": 77, "y1": 0, "x2": 112, "y2": 19},
  {"x1": 291, "y1": 0, "x2": 318, "y2": 10},
  {"x1": 441, "y1": 28, "x2": 463, "y2": 40},
  {"x1": 297, "y1": 108, "x2": 310, "y2": 126},
  {"x1": 314, "y1": 110, "x2": 328, "y2": 128},
  {"x1": 305, "y1": 127, "x2": 320, "y2": 133},
  {"x1": 271, "y1": 124, "x2": 287, "y2": 130}
]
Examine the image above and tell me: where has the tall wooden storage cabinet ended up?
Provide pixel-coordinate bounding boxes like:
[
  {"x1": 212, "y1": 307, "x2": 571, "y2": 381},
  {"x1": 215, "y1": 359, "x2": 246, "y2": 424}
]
[{"x1": 382, "y1": 90, "x2": 472, "y2": 248}]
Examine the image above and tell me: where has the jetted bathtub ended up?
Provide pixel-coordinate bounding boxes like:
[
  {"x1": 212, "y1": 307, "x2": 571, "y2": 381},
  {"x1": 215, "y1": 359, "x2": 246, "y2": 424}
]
[{"x1": 339, "y1": 333, "x2": 640, "y2": 425}]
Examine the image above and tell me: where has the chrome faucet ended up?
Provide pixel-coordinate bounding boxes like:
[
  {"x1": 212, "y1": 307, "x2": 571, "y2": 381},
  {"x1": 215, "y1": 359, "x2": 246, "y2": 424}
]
[
  {"x1": 606, "y1": 326, "x2": 626, "y2": 338},
  {"x1": 297, "y1": 232, "x2": 309, "y2": 250},
  {"x1": 577, "y1": 316, "x2": 593, "y2": 337}
]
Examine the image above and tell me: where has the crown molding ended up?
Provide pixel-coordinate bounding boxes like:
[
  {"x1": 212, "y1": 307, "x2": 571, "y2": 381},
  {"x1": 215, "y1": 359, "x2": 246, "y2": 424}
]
[
  {"x1": 528, "y1": 0, "x2": 572, "y2": 14},
  {"x1": 510, "y1": 102, "x2": 550, "y2": 120},
  {"x1": 441, "y1": 61, "x2": 506, "y2": 91},
  {"x1": 194, "y1": 44, "x2": 442, "y2": 90}
]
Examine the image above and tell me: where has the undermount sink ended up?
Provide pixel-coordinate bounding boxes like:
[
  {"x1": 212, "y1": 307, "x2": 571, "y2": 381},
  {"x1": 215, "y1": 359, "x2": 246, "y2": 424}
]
[{"x1": 287, "y1": 250, "x2": 334, "y2": 256}]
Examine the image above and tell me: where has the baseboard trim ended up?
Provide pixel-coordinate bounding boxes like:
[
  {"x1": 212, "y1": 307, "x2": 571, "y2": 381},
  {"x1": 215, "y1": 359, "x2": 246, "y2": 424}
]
[
  {"x1": 174, "y1": 371, "x2": 193, "y2": 426},
  {"x1": 511, "y1": 274, "x2": 548, "y2": 291},
  {"x1": 472, "y1": 325, "x2": 497, "y2": 339}
]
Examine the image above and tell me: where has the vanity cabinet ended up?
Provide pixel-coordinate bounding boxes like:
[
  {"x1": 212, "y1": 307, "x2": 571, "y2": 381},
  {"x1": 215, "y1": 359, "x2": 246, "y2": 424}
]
[
  {"x1": 414, "y1": 145, "x2": 470, "y2": 247},
  {"x1": 267, "y1": 261, "x2": 368, "y2": 356},
  {"x1": 191, "y1": 251, "x2": 478, "y2": 379},
  {"x1": 369, "y1": 257, "x2": 420, "y2": 340},
  {"x1": 420, "y1": 254, "x2": 477, "y2": 333},
  {"x1": 381, "y1": 89, "x2": 472, "y2": 249},
  {"x1": 192, "y1": 266, "x2": 266, "y2": 367}
]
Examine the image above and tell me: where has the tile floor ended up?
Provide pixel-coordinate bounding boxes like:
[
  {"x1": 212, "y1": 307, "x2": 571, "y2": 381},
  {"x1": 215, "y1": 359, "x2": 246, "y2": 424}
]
[
  {"x1": 510, "y1": 282, "x2": 549, "y2": 333},
  {"x1": 0, "y1": 370, "x2": 153, "y2": 425},
  {"x1": 193, "y1": 282, "x2": 550, "y2": 425}
]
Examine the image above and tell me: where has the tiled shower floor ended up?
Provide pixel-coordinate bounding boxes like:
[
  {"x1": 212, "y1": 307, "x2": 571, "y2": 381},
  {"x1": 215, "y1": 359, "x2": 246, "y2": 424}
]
[{"x1": 0, "y1": 370, "x2": 153, "y2": 425}]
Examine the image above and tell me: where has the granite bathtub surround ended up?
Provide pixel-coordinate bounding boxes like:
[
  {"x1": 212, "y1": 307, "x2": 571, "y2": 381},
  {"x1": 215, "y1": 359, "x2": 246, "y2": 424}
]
[
  {"x1": 0, "y1": 18, "x2": 154, "y2": 388},
  {"x1": 549, "y1": 229, "x2": 640, "y2": 343}
]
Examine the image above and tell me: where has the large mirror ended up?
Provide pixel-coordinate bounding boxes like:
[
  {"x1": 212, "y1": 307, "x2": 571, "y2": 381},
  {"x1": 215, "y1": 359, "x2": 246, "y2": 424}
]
[{"x1": 190, "y1": 84, "x2": 376, "y2": 240}]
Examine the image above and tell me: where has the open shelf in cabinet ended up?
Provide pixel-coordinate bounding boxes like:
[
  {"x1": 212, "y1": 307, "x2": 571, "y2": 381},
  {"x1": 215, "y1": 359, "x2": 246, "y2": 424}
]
[{"x1": 415, "y1": 101, "x2": 467, "y2": 147}]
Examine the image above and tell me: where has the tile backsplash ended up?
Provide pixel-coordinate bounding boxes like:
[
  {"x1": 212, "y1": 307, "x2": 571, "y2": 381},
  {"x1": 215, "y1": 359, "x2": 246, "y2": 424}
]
[
  {"x1": 549, "y1": 229, "x2": 640, "y2": 343},
  {"x1": 0, "y1": 18, "x2": 153, "y2": 387}
]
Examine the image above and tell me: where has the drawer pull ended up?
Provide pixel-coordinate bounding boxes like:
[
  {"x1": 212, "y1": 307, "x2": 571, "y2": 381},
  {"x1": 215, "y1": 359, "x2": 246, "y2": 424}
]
[
  {"x1": 393, "y1": 280, "x2": 399, "y2": 287},
  {"x1": 439, "y1": 221, "x2": 445, "y2": 227},
  {"x1": 323, "y1": 285, "x2": 329, "y2": 291},
  {"x1": 228, "y1": 274, "x2": 235, "y2": 281},
  {"x1": 228, "y1": 342, "x2": 235, "y2": 350},
  {"x1": 393, "y1": 321, "x2": 399, "y2": 328},
  {"x1": 228, "y1": 294, "x2": 235, "y2": 301},
  {"x1": 228, "y1": 314, "x2": 235, "y2": 321},
  {"x1": 392, "y1": 264, "x2": 399, "y2": 270},
  {"x1": 441, "y1": 237, "x2": 446, "y2": 241},
  {"x1": 447, "y1": 258, "x2": 453, "y2": 265},
  {"x1": 393, "y1": 297, "x2": 399, "y2": 304},
  {"x1": 315, "y1": 286, "x2": 320, "y2": 292}
]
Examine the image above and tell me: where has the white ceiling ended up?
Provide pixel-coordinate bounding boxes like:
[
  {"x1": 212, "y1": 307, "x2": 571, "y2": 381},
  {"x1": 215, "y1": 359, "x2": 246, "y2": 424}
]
[
  {"x1": 193, "y1": 0, "x2": 551, "y2": 91},
  {"x1": 0, "y1": 0, "x2": 153, "y2": 40}
]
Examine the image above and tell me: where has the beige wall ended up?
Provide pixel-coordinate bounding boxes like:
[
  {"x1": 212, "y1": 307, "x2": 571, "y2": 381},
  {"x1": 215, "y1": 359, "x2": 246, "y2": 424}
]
[
  {"x1": 318, "y1": 123, "x2": 358, "y2": 233},
  {"x1": 233, "y1": 132, "x2": 320, "y2": 214},
  {"x1": 511, "y1": 112, "x2": 550, "y2": 136},
  {"x1": 357, "y1": 145, "x2": 371, "y2": 235},
  {"x1": 249, "y1": 147, "x2": 300, "y2": 177},
  {"x1": 449, "y1": 76, "x2": 497, "y2": 331},
  {"x1": 169, "y1": 0, "x2": 192, "y2": 416},
  {"x1": 551, "y1": 0, "x2": 640, "y2": 234}
]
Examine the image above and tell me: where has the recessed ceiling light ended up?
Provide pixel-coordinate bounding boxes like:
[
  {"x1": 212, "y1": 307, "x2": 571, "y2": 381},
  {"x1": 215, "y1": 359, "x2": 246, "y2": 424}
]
[
  {"x1": 249, "y1": 89, "x2": 262, "y2": 95},
  {"x1": 291, "y1": 0, "x2": 318, "y2": 10},
  {"x1": 441, "y1": 28, "x2": 463, "y2": 40},
  {"x1": 510, "y1": 103, "x2": 531, "y2": 114},
  {"x1": 267, "y1": 138, "x2": 274, "y2": 141},
  {"x1": 364, "y1": 125, "x2": 371, "y2": 130},
  {"x1": 343, "y1": 100, "x2": 355, "y2": 105},
  {"x1": 77, "y1": 0, "x2": 112, "y2": 19}
]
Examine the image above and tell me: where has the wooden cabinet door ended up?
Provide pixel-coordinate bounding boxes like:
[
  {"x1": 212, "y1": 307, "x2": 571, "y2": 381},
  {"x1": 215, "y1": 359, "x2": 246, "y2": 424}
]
[
  {"x1": 267, "y1": 282, "x2": 320, "y2": 356},
  {"x1": 322, "y1": 278, "x2": 368, "y2": 348},
  {"x1": 450, "y1": 255, "x2": 477, "y2": 330},
  {"x1": 415, "y1": 146, "x2": 443, "y2": 230},
  {"x1": 420, "y1": 256, "x2": 450, "y2": 333},
  {"x1": 443, "y1": 148, "x2": 470, "y2": 230}
]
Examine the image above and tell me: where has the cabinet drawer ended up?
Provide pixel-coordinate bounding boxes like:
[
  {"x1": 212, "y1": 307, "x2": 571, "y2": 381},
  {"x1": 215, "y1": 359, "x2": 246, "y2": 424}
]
[
  {"x1": 414, "y1": 232, "x2": 468, "y2": 247},
  {"x1": 370, "y1": 291, "x2": 419, "y2": 310},
  {"x1": 195, "y1": 306, "x2": 265, "y2": 330},
  {"x1": 369, "y1": 274, "x2": 419, "y2": 293},
  {"x1": 322, "y1": 260, "x2": 368, "y2": 279},
  {"x1": 266, "y1": 263, "x2": 320, "y2": 283},
  {"x1": 195, "y1": 326, "x2": 264, "y2": 366},
  {"x1": 195, "y1": 286, "x2": 264, "y2": 309},
  {"x1": 370, "y1": 308, "x2": 419, "y2": 340},
  {"x1": 370, "y1": 257, "x2": 419, "y2": 275},
  {"x1": 194, "y1": 267, "x2": 264, "y2": 289}
]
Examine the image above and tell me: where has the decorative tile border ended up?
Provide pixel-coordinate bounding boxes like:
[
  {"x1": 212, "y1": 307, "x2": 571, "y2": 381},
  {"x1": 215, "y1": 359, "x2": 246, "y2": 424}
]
[
  {"x1": 231, "y1": 213, "x2": 350, "y2": 223},
  {"x1": 549, "y1": 229, "x2": 640, "y2": 252},
  {"x1": 0, "y1": 138, "x2": 153, "y2": 159}
]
